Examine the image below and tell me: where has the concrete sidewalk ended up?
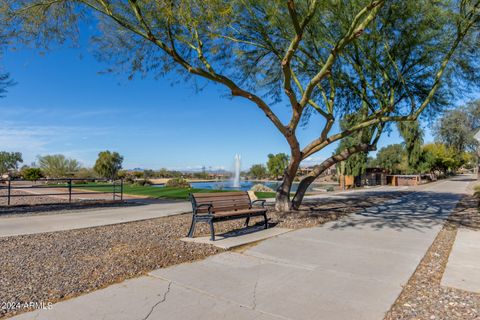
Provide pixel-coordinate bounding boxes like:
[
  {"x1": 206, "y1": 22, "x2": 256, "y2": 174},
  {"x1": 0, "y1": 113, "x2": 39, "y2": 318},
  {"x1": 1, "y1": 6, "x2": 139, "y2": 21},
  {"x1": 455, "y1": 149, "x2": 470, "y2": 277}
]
[
  {"x1": 442, "y1": 228, "x2": 480, "y2": 293},
  {"x1": 1, "y1": 184, "x2": 411, "y2": 238},
  {"x1": 0, "y1": 200, "x2": 191, "y2": 237},
  {"x1": 10, "y1": 176, "x2": 472, "y2": 320}
]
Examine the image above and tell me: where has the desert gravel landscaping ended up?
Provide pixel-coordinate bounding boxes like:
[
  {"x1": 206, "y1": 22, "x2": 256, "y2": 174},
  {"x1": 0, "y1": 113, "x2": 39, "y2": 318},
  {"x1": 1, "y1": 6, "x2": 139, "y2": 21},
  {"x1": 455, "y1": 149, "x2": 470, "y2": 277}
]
[
  {"x1": 0, "y1": 192, "x2": 406, "y2": 319},
  {"x1": 385, "y1": 194, "x2": 480, "y2": 320},
  {"x1": 0, "y1": 189, "x2": 69, "y2": 207}
]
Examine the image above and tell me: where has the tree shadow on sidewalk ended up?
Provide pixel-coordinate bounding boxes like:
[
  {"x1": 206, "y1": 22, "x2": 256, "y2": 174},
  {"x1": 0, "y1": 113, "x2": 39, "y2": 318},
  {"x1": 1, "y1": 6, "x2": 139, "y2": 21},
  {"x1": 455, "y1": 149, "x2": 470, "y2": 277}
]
[{"x1": 327, "y1": 191, "x2": 464, "y2": 232}]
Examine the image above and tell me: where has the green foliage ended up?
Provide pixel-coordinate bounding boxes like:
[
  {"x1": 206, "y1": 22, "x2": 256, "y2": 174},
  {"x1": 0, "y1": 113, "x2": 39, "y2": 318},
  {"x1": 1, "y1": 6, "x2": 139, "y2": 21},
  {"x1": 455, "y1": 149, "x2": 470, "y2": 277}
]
[
  {"x1": 192, "y1": 171, "x2": 209, "y2": 180},
  {"x1": 3, "y1": 0, "x2": 479, "y2": 208},
  {"x1": 267, "y1": 153, "x2": 290, "y2": 179},
  {"x1": 254, "y1": 192, "x2": 276, "y2": 199},
  {"x1": 419, "y1": 143, "x2": 465, "y2": 174},
  {"x1": 248, "y1": 164, "x2": 268, "y2": 179},
  {"x1": 398, "y1": 121, "x2": 424, "y2": 169},
  {"x1": 374, "y1": 144, "x2": 406, "y2": 174},
  {"x1": 157, "y1": 168, "x2": 183, "y2": 178},
  {"x1": 132, "y1": 171, "x2": 143, "y2": 179},
  {"x1": 117, "y1": 170, "x2": 127, "y2": 179},
  {"x1": 335, "y1": 110, "x2": 375, "y2": 176},
  {"x1": 93, "y1": 151, "x2": 123, "y2": 179},
  {"x1": 434, "y1": 100, "x2": 480, "y2": 153},
  {"x1": 79, "y1": 183, "x2": 225, "y2": 200},
  {"x1": 21, "y1": 167, "x2": 43, "y2": 180},
  {"x1": 38, "y1": 154, "x2": 80, "y2": 178},
  {"x1": 133, "y1": 179, "x2": 152, "y2": 186},
  {"x1": 74, "y1": 167, "x2": 97, "y2": 179},
  {"x1": 0, "y1": 151, "x2": 23, "y2": 175},
  {"x1": 165, "y1": 177, "x2": 190, "y2": 188},
  {"x1": 142, "y1": 169, "x2": 155, "y2": 179}
]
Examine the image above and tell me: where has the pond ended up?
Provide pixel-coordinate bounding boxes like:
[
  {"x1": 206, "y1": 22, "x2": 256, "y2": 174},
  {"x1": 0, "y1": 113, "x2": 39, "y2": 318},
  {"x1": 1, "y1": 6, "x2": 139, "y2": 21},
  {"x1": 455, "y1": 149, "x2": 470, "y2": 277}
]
[{"x1": 155, "y1": 180, "x2": 336, "y2": 192}]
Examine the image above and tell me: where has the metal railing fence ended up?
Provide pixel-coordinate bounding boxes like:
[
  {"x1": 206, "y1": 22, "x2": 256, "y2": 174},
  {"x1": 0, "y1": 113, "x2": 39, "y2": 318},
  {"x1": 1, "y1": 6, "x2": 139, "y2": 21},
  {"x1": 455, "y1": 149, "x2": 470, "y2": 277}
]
[{"x1": 0, "y1": 178, "x2": 123, "y2": 206}]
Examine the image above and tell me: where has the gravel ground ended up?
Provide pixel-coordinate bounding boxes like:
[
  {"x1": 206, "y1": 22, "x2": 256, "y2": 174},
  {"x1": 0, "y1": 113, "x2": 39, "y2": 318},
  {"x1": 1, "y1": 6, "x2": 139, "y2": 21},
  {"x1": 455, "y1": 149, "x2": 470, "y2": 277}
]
[
  {"x1": 0, "y1": 190, "x2": 138, "y2": 218},
  {"x1": 0, "y1": 189, "x2": 70, "y2": 207},
  {"x1": 0, "y1": 192, "x2": 407, "y2": 319},
  {"x1": 385, "y1": 195, "x2": 480, "y2": 320}
]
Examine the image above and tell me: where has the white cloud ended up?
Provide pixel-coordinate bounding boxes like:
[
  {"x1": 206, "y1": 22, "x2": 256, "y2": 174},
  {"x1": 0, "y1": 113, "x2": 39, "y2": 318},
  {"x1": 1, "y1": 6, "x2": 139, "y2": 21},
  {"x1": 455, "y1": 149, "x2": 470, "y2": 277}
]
[{"x1": 0, "y1": 121, "x2": 112, "y2": 165}]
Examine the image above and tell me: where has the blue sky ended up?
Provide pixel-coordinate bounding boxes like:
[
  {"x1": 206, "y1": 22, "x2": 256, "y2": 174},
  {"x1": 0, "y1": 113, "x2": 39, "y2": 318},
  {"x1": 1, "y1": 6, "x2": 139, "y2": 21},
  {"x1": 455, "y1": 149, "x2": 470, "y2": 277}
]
[{"x1": 0, "y1": 35, "x2": 442, "y2": 171}]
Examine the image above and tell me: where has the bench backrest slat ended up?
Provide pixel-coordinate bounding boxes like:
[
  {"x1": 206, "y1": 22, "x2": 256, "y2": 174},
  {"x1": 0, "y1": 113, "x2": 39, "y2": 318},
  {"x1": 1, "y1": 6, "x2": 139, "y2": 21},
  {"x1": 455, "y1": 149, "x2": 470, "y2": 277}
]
[{"x1": 191, "y1": 191, "x2": 252, "y2": 214}]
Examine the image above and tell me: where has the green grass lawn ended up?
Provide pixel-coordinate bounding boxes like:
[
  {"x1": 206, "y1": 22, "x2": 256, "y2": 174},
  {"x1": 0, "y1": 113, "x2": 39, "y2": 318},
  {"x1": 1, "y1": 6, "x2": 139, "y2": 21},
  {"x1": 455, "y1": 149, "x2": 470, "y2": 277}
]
[
  {"x1": 72, "y1": 183, "x2": 276, "y2": 200},
  {"x1": 254, "y1": 192, "x2": 276, "y2": 199}
]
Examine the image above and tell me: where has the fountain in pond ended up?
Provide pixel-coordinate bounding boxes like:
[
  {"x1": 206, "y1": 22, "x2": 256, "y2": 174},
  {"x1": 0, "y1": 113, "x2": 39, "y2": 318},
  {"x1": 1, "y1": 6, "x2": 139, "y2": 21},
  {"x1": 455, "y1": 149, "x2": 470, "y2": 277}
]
[{"x1": 233, "y1": 154, "x2": 241, "y2": 188}]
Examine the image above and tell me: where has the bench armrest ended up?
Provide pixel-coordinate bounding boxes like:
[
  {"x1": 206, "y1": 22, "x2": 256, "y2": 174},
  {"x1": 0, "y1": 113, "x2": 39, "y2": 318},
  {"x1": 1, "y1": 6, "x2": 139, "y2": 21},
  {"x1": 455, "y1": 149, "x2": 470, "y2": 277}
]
[
  {"x1": 251, "y1": 199, "x2": 266, "y2": 208},
  {"x1": 194, "y1": 203, "x2": 213, "y2": 215}
]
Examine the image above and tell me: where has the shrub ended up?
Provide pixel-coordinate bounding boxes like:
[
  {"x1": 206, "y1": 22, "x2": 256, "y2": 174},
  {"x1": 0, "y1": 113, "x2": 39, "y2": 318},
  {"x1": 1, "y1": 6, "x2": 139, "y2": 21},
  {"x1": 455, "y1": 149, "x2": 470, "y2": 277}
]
[
  {"x1": 250, "y1": 183, "x2": 274, "y2": 193},
  {"x1": 166, "y1": 178, "x2": 190, "y2": 188},
  {"x1": 74, "y1": 168, "x2": 97, "y2": 179},
  {"x1": 134, "y1": 179, "x2": 152, "y2": 186},
  {"x1": 21, "y1": 167, "x2": 44, "y2": 181}
]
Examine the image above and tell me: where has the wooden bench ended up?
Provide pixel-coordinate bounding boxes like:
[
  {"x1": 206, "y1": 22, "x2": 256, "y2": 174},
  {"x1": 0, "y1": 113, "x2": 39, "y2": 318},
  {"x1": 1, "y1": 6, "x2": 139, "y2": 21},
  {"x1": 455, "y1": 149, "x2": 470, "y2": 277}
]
[{"x1": 188, "y1": 191, "x2": 268, "y2": 241}]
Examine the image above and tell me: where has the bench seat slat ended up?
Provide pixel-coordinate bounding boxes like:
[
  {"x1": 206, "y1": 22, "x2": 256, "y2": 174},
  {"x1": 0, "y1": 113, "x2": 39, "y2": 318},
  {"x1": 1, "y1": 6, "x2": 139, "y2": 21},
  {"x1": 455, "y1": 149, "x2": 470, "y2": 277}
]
[
  {"x1": 195, "y1": 198, "x2": 250, "y2": 204},
  {"x1": 195, "y1": 205, "x2": 250, "y2": 214},
  {"x1": 213, "y1": 208, "x2": 267, "y2": 217},
  {"x1": 191, "y1": 192, "x2": 247, "y2": 198},
  {"x1": 195, "y1": 199, "x2": 250, "y2": 205}
]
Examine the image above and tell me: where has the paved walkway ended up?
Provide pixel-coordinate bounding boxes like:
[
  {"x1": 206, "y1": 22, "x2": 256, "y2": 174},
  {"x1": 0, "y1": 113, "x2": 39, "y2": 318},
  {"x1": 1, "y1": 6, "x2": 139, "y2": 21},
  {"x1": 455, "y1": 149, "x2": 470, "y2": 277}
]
[
  {"x1": 442, "y1": 228, "x2": 480, "y2": 293},
  {"x1": 1, "y1": 184, "x2": 411, "y2": 238},
  {"x1": 10, "y1": 176, "x2": 472, "y2": 320},
  {"x1": 0, "y1": 200, "x2": 191, "y2": 238}
]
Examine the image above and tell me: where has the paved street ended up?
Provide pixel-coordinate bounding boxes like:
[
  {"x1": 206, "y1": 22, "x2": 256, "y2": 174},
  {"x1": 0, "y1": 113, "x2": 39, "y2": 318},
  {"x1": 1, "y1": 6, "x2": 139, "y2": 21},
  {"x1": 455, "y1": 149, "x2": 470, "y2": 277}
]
[{"x1": 10, "y1": 176, "x2": 473, "y2": 320}]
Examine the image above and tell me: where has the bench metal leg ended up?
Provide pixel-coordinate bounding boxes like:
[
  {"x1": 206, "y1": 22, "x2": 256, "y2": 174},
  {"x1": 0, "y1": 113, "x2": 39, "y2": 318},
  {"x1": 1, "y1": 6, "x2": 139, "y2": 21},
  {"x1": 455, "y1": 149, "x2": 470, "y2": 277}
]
[
  {"x1": 263, "y1": 213, "x2": 268, "y2": 229},
  {"x1": 209, "y1": 220, "x2": 215, "y2": 241},
  {"x1": 244, "y1": 216, "x2": 250, "y2": 227},
  {"x1": 187, "y1": 216, "x2": 196, "y2": 238}
]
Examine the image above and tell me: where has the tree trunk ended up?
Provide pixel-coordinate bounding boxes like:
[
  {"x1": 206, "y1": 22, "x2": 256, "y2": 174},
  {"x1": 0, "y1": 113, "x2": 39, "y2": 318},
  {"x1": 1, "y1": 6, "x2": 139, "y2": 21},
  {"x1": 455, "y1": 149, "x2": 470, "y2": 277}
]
[
  {"x1": 291, "y1": 175, "x2": 316, "y2": 209},
  {"x1": 274, "y1": 156, "x2": 301, "y2": 212},
  {"x1": 292, "y1": 143, "x2": 375, "y2": 209}
]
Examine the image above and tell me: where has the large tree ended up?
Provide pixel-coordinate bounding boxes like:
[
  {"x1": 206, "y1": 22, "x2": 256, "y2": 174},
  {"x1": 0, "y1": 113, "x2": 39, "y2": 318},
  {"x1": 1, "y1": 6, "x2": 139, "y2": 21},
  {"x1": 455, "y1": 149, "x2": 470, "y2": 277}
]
[
  {"x1": 38, "y1": 154, "x2": 80, "y2": 178},
  {"x1": 248, "y1": 164, "x2": 268, "y2": 180},
  {"x1": 419, "y1": 143, "x2": 461, "y2": 174},
  {"x1": 290, "y1": 1, "x2": 479, "y2": 208},
  {"x1": 0, "y1": 151, "x2": 23, "y2": 175},
  {"x1": 434, "y1": 100, "x2": 480, "y2": 153},
  {"x1": 3, "y1": 0, "x2": 479, "y2": 211},
  {"x1": 374, "y1": 144, "x2": 406, "y2": 174},
  {"x1": 94, "y1": 150, "x2": 123, "y2": 179},
  {"x1": 267, "y1": 153, "x2": 290, "y2": 180}
]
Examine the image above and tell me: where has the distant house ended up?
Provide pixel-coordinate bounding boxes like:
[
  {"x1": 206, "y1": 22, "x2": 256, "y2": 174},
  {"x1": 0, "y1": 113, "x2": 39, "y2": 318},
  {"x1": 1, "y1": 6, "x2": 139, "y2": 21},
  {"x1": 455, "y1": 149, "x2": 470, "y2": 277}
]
[
  {"x1": 297, "y1": 164, "x2": 336, "y2": 177},
  {"x1": 339, "y1": 167, "x2": 388, "y2": 189}
]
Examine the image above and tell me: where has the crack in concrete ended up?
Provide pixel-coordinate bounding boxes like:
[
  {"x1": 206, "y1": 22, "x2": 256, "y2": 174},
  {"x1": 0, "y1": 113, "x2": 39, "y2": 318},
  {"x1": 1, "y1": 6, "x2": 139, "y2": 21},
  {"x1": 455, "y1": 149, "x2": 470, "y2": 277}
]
[
  {"x1": 252, "y1": 280, "x2": 258, "y2": 310},
  {"x1": 141, "y1": 281, "x2": 172, "y2": 320}
]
